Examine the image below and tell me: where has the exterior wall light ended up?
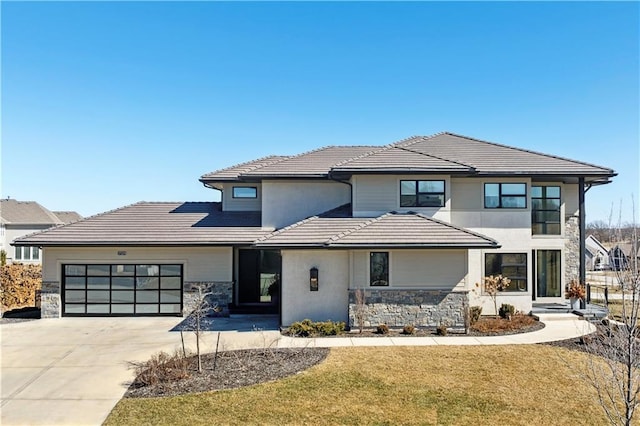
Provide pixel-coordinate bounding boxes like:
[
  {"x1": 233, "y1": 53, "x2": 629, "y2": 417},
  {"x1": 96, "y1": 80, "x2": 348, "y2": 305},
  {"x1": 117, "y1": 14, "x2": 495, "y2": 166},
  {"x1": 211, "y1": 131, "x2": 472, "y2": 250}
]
[{"x1": 310, "y1": 267, "x2": 318, "y2": 291}]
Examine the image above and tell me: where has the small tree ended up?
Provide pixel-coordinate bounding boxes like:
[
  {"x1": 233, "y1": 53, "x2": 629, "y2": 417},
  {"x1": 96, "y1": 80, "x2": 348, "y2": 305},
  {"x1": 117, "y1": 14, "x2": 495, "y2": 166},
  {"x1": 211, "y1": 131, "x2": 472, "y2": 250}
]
[
  {"x1": 580, "y1": 205, "x2": 640, "y2": 426},
  {"x1": 354, "y1": 287, "x2": 366, "y2": 333},
  {"x1": 183, "y1": 284, "x2": 217, "y2": 373},
  {"x1": 479, "y1": 275, "x2": 511, "y2": 319}
]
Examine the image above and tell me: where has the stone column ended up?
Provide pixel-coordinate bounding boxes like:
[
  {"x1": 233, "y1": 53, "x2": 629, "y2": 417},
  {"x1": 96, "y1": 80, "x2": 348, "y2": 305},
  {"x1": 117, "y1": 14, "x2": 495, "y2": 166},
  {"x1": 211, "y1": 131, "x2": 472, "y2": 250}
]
[
  {"x1": 183, "y1": 281, "x2": 233, "y2": 317},
  {"x1": 40, "y1": 281, "x2": 61, "y2": 318}
]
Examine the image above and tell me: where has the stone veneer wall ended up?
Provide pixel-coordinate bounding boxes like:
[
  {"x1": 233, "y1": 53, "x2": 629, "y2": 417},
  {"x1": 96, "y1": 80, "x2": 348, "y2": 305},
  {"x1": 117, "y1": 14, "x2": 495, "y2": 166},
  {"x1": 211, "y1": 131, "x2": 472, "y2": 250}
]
[
  {"x1": 348, "y1": 289, "x2": 469, "y2": 329},
  {"x1": 183, "y1": 281, "x2": 233, "y2": 317},
  {"x1": 565, "y1": 215, "x2": 580, "y2": 285},
  {"x1": 39, "y1": 281, "x2": 61, "y2": 319}
]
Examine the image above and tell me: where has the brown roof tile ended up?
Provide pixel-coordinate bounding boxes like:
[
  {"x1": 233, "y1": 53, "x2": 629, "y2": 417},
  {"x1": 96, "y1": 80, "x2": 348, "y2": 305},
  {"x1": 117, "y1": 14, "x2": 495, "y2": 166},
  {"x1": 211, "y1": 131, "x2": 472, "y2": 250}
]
[
  {"x1": 14, "y1": 202, "x2": 268, "y2": 246},
  {"x1": 256, "y1": 211, "x2": 499, "y2": 248}
]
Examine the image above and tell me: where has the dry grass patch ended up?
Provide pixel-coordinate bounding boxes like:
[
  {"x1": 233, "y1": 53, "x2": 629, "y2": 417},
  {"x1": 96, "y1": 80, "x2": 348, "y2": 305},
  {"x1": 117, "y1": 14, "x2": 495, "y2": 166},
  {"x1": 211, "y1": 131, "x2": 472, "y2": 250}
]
[{"x1": 105, "y1": 345, "x2": 607, "y2": 426}]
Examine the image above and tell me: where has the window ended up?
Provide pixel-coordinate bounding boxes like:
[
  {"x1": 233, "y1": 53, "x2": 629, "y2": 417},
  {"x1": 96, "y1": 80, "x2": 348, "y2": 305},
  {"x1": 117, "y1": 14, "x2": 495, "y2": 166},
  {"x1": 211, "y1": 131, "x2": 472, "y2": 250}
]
[
  {"x1": 484, "y1": 183, "x2": 526, "y2": 208},
  {"x1": 485, "y1": 253, "x2": 527, "y2": 291},
  {"x1": 532, "y1": 186, "x2": 561, "y2": 235},
  {"x1": 400, "y1": 180, "x2": 445, "y2": 207},
  {"x1": 370, "y1": 252, "x2": 389, "y2": 286},
  {"x1": 232, "y1": 186, "x2": 257, "y2": 198},
  {"x1": 14, "y1": 245, "x2": 39, "y2": 261}
]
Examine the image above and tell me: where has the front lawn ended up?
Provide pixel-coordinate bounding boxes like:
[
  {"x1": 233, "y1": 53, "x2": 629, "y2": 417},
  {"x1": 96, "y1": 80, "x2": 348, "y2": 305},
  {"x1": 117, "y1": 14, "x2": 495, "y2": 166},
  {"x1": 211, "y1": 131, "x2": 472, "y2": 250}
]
[{"x1": 105, "y1": 345, "x2": 607, "y2": 425}]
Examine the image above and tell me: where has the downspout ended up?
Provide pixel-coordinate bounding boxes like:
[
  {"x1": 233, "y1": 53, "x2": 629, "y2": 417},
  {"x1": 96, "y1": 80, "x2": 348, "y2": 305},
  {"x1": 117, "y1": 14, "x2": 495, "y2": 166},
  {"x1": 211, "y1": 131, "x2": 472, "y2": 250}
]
[
  {"x1": 328, "y1": 172, "x2": 353, "y2": 216},
  {"x1": 579, "y1": 177, "x2": 586, "y2": 309}
]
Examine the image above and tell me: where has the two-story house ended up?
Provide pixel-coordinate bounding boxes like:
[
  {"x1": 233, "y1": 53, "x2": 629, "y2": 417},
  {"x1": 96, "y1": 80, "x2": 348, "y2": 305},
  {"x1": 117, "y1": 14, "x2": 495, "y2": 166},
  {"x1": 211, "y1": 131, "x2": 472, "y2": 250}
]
[
  {"x1": 14, "y1": 133, "x2": 615, "y2": 324},
  {"x1": 1, "y1": 199, "x2": 82, "y2": 264}
]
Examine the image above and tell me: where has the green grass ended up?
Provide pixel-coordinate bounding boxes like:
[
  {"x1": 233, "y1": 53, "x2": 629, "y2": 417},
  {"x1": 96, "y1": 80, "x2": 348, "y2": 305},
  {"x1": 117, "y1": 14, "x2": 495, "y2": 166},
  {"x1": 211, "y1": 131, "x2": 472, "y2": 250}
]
[{"x1": 105, "y1": 346, "x2": 608, "y2": 426}]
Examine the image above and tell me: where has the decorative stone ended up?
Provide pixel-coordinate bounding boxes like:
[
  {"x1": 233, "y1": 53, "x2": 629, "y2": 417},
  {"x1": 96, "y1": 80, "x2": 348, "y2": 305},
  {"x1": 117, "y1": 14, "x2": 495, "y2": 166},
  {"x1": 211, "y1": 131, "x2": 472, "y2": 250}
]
[
  {"x1": 348, "y1": 289, "x2": 469, "y2": 328},
  {"x1": 182, "y1": 281, "x2": 233, "y2": 317}
]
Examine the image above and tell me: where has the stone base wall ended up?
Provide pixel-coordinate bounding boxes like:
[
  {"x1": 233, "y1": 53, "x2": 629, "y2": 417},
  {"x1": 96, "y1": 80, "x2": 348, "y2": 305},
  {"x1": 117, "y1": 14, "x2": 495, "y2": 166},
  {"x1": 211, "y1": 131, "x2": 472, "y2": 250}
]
[
  {"x1": 565, "y1": 215, "x2": 580, "y2": 284},
  {"x1": 40, "y1": 281, "x2": 61, "y2": 319},
  {"x1": 183, "y1": 281, "x2": 233, "y2": 317},
  {"x1": 348, "y1": 289, "x2": 469, "y2": 329}
]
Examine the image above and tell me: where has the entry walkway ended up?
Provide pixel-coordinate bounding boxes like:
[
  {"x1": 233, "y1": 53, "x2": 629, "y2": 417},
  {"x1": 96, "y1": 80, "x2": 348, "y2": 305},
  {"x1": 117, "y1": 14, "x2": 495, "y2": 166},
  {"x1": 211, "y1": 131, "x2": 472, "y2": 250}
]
[{"x1": 1, "y1": 314, "x2": 594, "y2": 426}]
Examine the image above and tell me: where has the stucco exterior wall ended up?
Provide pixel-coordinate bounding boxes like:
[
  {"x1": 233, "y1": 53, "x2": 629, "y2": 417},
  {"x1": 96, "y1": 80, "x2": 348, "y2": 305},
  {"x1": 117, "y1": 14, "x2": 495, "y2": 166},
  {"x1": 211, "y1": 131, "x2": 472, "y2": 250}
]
[
  {"x1": 262, "y1": 180, "x2": 350, "y2": 229},
  {"x1": 351, "y1": 174, "x2": 450, "y2": 221},
  {"x1": 281, "y1": 250, "x2": 349, "y2": 325},
  {"x1": 42, "y1": 246, "x2": 233, "y2": 282},
  {"x1": 221, "y1": 183, "x2": 262, "y2": 212},
  {"x1": 350, "y1": 249, "x2": 467, "y2": 290}
]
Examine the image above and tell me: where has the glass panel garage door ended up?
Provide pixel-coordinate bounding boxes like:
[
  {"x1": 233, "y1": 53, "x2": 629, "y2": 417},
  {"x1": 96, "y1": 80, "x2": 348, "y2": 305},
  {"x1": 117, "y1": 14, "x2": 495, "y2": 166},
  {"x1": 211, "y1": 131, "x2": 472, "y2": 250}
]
[{"x1": 62, "y1": 264, "x2": 182, "y2": 316}]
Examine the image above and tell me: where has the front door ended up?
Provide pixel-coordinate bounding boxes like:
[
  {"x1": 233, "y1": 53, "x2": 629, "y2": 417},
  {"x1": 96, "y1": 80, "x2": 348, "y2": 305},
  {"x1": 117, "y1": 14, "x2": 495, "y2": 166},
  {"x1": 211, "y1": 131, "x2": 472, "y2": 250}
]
[
  {"x1": 534, "y1": 250, "x2": 561, "y2": 298},
  {"x1": 237, "y1": 249, "x2": 281, "y2": 306}
]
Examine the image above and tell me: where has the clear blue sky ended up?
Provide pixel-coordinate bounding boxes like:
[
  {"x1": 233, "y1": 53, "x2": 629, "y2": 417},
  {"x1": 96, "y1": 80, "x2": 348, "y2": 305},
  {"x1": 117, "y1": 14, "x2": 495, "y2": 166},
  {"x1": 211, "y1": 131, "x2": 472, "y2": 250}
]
[{"x1": 2, "y1": 1, "x2": 638, "y2": 224}]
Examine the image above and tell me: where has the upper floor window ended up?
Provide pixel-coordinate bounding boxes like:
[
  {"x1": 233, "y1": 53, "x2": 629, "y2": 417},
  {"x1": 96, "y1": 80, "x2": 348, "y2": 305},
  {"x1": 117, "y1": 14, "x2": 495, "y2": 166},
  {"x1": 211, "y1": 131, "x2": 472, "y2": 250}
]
[
  {"x1": 531, "y1": 186, "x2": 561, "y2": 235},
  {"x1": 400, "y1": 180, "x2": 445, "y2": 207},
  {"x1": 232, "y1": 186, "x2": 257, "y2": 199},
  {"x1": 370, "y1": 252, "x2": 389, "y2": 286},
  {"x1": 484, "y1": 183, "x2": 526, "y2": 209},
  {"x1": 15, "y1": 246, "x2": 39, "y2": 261},
  {"x1": 485, "y1": 253, "x2": 527, "y2": 292}
]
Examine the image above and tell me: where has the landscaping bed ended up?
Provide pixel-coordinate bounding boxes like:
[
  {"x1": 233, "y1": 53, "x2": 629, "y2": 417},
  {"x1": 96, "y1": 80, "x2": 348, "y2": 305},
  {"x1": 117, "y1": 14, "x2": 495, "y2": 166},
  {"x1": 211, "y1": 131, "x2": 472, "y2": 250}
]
[{"x1": 125, "y1": 314, "x2": 544, "y2": 399}]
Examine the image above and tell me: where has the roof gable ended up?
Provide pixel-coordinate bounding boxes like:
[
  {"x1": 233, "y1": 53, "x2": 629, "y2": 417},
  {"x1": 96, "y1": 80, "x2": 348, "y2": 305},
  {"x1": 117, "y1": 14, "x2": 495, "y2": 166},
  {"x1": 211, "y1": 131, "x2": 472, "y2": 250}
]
[{"x1": 256, "y1": 211, "x2": 499, "y2": 249}]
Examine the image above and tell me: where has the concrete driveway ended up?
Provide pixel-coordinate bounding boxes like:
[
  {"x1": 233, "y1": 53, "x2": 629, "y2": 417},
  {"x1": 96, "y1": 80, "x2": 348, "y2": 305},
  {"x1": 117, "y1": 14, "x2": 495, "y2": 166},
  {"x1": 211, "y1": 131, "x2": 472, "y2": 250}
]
[{"x1": 1, "y1": 316, "x2": 281, "y2": 426}]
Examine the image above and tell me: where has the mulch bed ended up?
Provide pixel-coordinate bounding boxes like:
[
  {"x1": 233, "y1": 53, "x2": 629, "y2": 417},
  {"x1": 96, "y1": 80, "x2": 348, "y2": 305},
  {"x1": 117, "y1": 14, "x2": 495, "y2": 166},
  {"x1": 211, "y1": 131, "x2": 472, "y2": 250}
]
[
  {"x1": 125, "y1": 348, "x2": 330, "y2": 399},
  {"x1": 126, "y1": 316, "x2": 547, "y2": 399}
]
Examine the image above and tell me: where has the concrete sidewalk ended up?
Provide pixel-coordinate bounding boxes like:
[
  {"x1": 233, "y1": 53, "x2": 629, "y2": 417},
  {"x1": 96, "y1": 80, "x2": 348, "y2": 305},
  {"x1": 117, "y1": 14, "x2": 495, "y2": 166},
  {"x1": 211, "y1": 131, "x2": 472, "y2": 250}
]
[{"x1": 1, "y1": 314, "x2": 594, "y2": 426}]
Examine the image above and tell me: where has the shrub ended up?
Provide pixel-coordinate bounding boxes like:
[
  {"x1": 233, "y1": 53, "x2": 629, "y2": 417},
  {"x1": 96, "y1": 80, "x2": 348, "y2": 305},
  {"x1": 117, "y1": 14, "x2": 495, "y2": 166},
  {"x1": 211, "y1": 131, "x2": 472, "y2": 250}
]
[
  {"x1": 402, "y1": 324, "x2": 415, "y2": 335},
  {"x1": 436, "y1": 325, "x2": 448, "y2": 336},
  {"x1": 131, "y1": 350, "x2": 191, "y2": 388},
  {"x1": 498, "y1": 304, "x2": 515, "y2": 319},
  {"x1": 469, "y1": 306, "x2": 482, "y2": 325},
  {"x1": 286, "y1": 319, "x2": 345, "y2": 337},
  {"x1": 376, "y1": 324, "x2": 390, "y2": 334}
]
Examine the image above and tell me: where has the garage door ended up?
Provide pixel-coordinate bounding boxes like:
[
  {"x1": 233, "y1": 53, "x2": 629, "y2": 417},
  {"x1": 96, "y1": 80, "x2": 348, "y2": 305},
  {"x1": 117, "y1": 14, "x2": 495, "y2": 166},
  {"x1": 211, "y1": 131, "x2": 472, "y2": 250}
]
[{"x1": 62, "y1": 264, "x2": 183, "y2": 316}]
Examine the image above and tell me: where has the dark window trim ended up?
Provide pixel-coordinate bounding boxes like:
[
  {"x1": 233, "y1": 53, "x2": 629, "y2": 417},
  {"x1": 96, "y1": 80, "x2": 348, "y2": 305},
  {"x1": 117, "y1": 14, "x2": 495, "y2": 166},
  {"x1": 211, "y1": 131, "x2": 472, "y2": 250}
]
[
  {"x1": 370, "y1": 251, "x2": 389, "y2": 286},
  {"x1": 62, "y1": 263, "x2": 183, "y2": 317},
  {"x1": 484, "y1": 183, "x2": 527, "y2": 209},
  {"x1": 484, "y1": 252, "x2": 528, "y2": 292},
  {"x1": 399, "y1": 180, "x2": 445, "y2": 208},
  {"x1": 232, "y1": 186, "x2": 258, "y2": 199},
  {"x1": 531, "y1": 185, "x2": 561, "y2": 235}
]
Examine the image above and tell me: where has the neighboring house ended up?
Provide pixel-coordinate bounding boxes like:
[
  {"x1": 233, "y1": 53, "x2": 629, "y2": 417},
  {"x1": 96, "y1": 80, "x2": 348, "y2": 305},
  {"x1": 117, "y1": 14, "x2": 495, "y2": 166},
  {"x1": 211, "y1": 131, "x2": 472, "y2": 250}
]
[
  {"x1": 14, "y1": 132, "x2": 616, "y2": 324},
  {"x1": 1, "y1": 199, "x2": 81, "y2": 264},
  {"x1": 585, "y1": 235, "x2": 610, "y2": 271}
]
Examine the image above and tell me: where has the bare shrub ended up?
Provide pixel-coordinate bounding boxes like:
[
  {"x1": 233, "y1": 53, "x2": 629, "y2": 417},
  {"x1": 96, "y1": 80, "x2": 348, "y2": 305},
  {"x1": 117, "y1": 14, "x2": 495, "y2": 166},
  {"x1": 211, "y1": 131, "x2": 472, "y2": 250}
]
[
  {"x1": 130, "y1": 350, "x2": 191, "y2": 388},
  {"x1": 354, "y1": 287, "x2": 366, "y2": 333}
]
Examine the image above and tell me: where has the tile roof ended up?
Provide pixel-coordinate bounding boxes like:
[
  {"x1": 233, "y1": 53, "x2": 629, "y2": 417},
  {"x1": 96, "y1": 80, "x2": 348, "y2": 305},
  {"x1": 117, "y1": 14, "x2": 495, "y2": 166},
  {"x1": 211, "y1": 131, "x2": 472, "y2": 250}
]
[
  {"x1": 200, "y1": 155, "x2": 289, "y2": 181},
  {"x1": 1, "y1": 199, "x2": 64, "y2": 225},
  {"x1": 256, "y1": 211, "x2": 499, "y2": 249},
  {"x1": 13, "y1": 202, "x2": 269, "y2": 246},
  {"x1": 52, "y1": 211, "x2": 83, "y2": 224},
  {"x1": 200, "y1": 146, "x2": 379, "y2": 181},
  {"x1": 199, "y1": 132, "x2": 615, "y2": 184},
  {"x1": 390, "y1": 132, "x2": 614, "y2": 177}
]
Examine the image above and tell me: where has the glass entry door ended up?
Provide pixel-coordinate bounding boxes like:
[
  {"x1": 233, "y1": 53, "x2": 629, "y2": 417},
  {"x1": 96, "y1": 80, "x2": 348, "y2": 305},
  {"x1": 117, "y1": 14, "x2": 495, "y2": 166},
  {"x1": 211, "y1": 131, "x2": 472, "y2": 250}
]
[
  {"x1": 237, "y1": 249, "x2": 281, "y2": 305},
  {"x1": 536, "y1": 250, "x2": 561, "y2": 298}
]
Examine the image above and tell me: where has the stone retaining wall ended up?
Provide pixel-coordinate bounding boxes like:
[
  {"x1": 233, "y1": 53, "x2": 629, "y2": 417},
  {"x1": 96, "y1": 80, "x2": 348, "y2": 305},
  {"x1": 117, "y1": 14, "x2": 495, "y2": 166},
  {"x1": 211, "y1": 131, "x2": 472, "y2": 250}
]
[
  {"x1": 348, "y1": 289, "x2": 468, "y2": 329},
  {"x1": 183, "y1": 281, "x2": 233, "y2": 317}
]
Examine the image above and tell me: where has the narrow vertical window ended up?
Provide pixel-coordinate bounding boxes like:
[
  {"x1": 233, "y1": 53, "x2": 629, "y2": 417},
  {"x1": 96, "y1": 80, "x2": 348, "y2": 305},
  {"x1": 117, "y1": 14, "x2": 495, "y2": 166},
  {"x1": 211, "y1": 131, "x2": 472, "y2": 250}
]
[
  {"x1": 532, "y1": 186, "x2": 561, "y2": 235},
  {"x1": 370, "y1": 252, "x2": 389, "y2": 286}
]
